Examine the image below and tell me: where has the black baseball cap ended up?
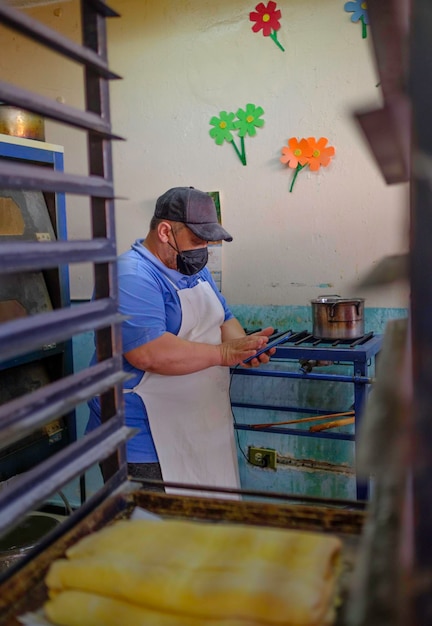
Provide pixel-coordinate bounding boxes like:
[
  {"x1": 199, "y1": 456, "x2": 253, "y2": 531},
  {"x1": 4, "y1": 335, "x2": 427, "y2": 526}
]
[{"x1": 154, "y1": 186, "x2": 233, "y2": 242}]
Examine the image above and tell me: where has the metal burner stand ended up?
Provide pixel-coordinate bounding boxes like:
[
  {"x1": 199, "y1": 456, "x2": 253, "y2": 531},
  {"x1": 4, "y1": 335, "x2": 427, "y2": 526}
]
[{"x1": 231, "y1": 333, "x2": 382, "y2": 500}]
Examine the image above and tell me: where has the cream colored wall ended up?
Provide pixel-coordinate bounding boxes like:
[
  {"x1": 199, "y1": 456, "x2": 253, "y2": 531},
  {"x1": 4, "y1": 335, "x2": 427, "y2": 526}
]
[{"x1": 1, "y1": 0, "x2": 409, "y2": 307}]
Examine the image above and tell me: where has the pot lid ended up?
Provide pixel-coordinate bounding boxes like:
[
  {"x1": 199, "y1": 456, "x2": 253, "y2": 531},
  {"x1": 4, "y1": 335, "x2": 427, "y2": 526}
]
[{"x1": 311, "y1": 295, "x2": 365, "y2": 304}]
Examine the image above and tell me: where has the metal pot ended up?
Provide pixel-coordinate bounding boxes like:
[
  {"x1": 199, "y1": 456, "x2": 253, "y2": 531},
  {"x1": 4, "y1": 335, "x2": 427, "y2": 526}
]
[
  {"x1": 0, "y1": 105, "x2": 45, "y2": 141},
  {"x1": 311, "y1": 295, "x2": 365, "y2": 340}
]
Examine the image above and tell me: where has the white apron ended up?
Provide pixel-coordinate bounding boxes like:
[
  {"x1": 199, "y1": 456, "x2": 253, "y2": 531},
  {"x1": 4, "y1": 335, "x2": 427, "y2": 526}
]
[{"x1": 131, "y1": 278, "x2": 240, "y2": 498}]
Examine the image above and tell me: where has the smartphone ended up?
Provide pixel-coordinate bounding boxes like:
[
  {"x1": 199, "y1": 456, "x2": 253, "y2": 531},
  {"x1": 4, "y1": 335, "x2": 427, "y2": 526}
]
[{"x1": 243, "y1": 330, "x2": 293, "y2": 363}]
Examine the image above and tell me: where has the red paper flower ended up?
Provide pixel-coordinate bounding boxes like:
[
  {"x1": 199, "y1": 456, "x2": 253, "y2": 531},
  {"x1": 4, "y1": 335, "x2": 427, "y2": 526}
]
[
  {"x1": 250, "y1": 1, "x2": 282, "y2": 36},
  {"x1": 250, "y1": 2, "x2": 285, "y2": 51},
  {"x1": 306, "y1": 137, "x2": 335, "y2": 171},
  {"x1": 280, "y1": 138, "x2": 312, "y2": 169}
]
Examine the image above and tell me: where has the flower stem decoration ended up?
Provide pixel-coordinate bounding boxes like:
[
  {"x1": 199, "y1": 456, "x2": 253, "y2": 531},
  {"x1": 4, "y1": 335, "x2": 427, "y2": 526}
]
[
  {"x1": 344, "y1": 0, "x2": 369, "y2": 39},
  {"x1": 280, "y1": 137, "x2": 335, "y2": 192},
  {"x1": 250, "y1": 1, "x2": 285, "y2": 52},
  {"x1": 209, "y1": 104, "x2": 265, "y2": 166}
]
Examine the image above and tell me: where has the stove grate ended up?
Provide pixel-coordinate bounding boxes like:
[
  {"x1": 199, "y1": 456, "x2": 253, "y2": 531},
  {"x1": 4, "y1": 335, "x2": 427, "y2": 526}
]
[
  {"x1": 246, "y1": 328, "x2": 376, "y2": 349},
  {"x1": 271, "y1": 329, "x2": 375, "y2": 349}
]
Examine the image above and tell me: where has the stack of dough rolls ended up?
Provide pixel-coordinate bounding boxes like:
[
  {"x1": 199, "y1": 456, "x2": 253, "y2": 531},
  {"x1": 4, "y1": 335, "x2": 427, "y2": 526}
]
[{"x1": 44, "y1": 517, "x2": 342, "y2": 626}]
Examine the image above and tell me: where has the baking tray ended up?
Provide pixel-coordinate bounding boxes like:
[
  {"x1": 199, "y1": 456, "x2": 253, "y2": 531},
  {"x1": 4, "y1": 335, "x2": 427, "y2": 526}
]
[{"x1": 0, "y1": 486, "x2": 365, "y2": 626}]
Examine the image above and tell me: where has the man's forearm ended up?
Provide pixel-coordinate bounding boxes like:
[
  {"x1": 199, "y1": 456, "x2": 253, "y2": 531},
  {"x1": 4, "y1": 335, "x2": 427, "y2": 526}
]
[
  {"x1": 221, "y1": 317, "x2": 246, "y2": 341},
  {"x1": 124, "y1": 329, "x2": 267, "y2": 376},
  {"x1": 125, "y1": 332, "x2": 221, "y2": 376}
]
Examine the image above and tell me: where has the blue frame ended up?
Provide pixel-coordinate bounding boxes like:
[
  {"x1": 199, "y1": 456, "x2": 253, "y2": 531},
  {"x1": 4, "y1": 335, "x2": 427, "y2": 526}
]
[{"x1": 0, "y1": 135, "x2": 75, "y2": 442}]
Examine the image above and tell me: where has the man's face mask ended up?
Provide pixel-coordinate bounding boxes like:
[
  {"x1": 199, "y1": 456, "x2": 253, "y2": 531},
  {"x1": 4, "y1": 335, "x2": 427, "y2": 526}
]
[
  {"x1": 168, "y1": 228, "x2": 208, "y2": 275},
  {"x1": 176, "y1": 247, "x2": 209, "y2": 275}
]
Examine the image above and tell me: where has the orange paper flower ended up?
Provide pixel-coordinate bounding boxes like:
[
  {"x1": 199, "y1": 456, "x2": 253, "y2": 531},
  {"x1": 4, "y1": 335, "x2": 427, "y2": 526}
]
[
  {"x1": 280, "y1": 138, "x2": 311, "y2": 168},
  {"x1": 306, "y1": 137, "x2": 335, "y2": 171},
  {"x1": 280, "y1": 136, "x2": 335, "y2": 192}
]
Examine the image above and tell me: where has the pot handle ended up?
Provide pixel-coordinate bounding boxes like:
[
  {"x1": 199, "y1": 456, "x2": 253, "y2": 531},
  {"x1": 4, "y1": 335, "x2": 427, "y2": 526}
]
[
  {"x1": 329, "y1": 302, "x2": 338, "y2": 318},
  {"x1": 323, "y1": 296, "x2": 341, "y2": 318},
  {"x1": 329, "y1": 299, "x2": 363, "y2": 319},
  {"x1": 316, "y1": 294, "x2": 341, "y2": 310}
]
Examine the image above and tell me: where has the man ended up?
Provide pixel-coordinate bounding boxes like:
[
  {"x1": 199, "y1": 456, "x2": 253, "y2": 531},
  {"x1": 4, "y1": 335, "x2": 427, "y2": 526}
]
[{"x1": 87, "y1": 186, "x2": 274, "y2": 496}]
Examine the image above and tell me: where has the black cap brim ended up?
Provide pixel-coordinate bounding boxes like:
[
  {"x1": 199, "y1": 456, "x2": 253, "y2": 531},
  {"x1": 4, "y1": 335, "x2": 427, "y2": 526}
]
[{"x1": 187, "y1": 222, "x2": 233, "y2": 242}]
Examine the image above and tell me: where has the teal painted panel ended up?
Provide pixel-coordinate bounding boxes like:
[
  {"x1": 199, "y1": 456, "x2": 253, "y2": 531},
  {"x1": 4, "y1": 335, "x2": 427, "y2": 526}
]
[
  {"x1": 230, "y1": 304, "x2": 408, "y2": 335},
  {"x1": 231, "y1": 360, "x2": 357, "y2": 500},
  {"x1": 238, "y1": 462, "x2": 356, "y2": 501},
  {"x1": 70, "y1": 327, "x2": 103, "y2": 502}
]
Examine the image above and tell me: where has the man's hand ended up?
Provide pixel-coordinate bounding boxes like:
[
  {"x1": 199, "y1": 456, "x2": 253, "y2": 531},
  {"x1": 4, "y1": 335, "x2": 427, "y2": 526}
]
[
  {"x1": 219, "y1": 327, "x2": 274, "y2": 367},
  {"x1": 241, "y1": 327, "x2": 277, "y2": 368}
]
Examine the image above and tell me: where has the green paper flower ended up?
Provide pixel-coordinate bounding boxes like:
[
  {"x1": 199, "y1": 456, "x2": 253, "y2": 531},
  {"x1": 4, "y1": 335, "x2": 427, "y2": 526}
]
[
  {"x1": 209, "y1": 111, "x2": 236, "y2": 145},
  {"x1": 209, "y1": 103, "x2": 265, "y2": 166},
  {"x1": 234, "y1": 104, "x2": 265, "y2": 138}
]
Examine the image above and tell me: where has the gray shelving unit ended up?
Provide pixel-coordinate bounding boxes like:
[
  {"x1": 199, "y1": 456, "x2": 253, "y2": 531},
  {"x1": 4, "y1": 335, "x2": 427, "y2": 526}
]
[{"x1": 0, "y1": 0, "x2": 128, "y2": 544}]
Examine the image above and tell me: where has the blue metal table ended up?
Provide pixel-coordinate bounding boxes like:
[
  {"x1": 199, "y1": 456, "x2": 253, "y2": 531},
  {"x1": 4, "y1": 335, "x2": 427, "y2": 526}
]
[{"x1": 231, "y1": 333, "x2": 382, "y2": 500}]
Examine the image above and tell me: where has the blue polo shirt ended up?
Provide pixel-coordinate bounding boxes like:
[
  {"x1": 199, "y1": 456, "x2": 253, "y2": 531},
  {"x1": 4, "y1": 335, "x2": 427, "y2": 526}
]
[{"x1": 86, "y1": 239, "x2": 234, "y2": 462}]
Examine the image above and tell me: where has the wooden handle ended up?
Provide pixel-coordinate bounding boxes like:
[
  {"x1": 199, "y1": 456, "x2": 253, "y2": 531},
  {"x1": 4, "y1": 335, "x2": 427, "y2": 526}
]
[
  {"x1": 252, "y1": 410, "x2": 354, "y2": 429},
  {"x1": 309, "y1": 417, "x2": 355, "y2": 432}
]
